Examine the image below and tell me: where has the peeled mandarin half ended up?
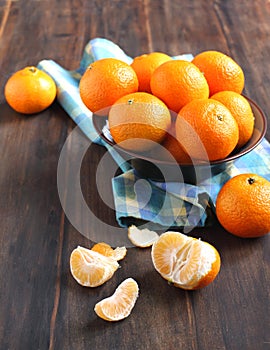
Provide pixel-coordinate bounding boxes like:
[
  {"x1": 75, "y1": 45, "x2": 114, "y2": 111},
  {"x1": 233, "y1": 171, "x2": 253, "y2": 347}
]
[
  {"x1": 70, "y1": 246, "x2": 119, "y2": 287},
  {"x1": 151, "y1": 231, "x2": 221, "y2": 290}
]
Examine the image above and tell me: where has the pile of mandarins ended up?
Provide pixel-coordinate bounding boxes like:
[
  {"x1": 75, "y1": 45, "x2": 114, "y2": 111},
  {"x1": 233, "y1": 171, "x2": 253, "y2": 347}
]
[
  {"x1": 4, "y1": 48, "x2": 270, "y2": 323},
  {"x1": 79, "y1": 50, "x2": 255, "y2": 162}
]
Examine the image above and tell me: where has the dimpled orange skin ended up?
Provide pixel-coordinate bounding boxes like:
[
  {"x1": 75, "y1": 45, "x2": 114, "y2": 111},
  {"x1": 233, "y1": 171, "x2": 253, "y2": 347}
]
[
  {"x1": 161, "y1": 124, "x2": 192, "y2": 164},
  {"x1": 216, "y1": 174, "x2": 270, "y2": 238},
  {"x1": 150, "y1": 60, "x2": 209, "y2": 113},
  {"x1": 211, "y1": 91, "x2": 254, "y2": 148},
  {"x1": 175, "y1": 99, "x2": 239, "y2": 161},
  {"x1": 79, "y1": 58, "x2": 138, "y2": 115},
  {"x1": 109, "y1": 92, "x2": 171, "y2": 152},
  {"x1": 130, "y1": 52, "x2": 172, "y2": 93},
  {"x1": 4, "y1": 66, "x2": 56, "y2": 114},
  {"x1": 192, "y1": 51, "x2": 245, "y2": 96}
]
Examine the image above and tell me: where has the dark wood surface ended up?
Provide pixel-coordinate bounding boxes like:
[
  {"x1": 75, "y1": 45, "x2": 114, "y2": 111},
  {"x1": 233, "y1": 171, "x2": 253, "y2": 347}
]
[{"x1": 0, "y1": 1, "x2": 270, "y2": 349}]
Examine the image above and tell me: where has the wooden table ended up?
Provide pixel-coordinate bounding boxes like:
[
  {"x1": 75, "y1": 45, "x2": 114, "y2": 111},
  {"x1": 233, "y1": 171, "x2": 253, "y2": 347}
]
[{"x1": 0, "y1": 1, "x2": 270, "y2": 349}]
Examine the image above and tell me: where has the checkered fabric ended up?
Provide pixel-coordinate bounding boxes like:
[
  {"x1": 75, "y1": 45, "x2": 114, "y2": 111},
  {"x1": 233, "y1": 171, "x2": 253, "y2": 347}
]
[{"x1": 38, "y1": 38, "x2": 270, "y2": 230}]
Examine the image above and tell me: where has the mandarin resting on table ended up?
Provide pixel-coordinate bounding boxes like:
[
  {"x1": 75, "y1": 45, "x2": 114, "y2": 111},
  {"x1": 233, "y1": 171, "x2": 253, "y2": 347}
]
[
  {"x1": 216, "y1": 174, "x2": 270, "y2": 238},
  {"x1": 150, "y1": 59, "x2": 209, "y2": 113},
  {"x1": 211, "y1": 91, "x2": 254, "y2": 148},
  {"x1": 192, "y1": 50, "x2": 245, "y2": 95},
  {"x1": 151, "y1": 231, "x2": 221, "y2": 290},
  {"x1": 94, "y1": 278, "x2": 139, "y2": 322},
  {"x1": 70, "y1": 246, "x2": 119, "y2": 287},
  {"x1": 108, "y1": 92, "x2": 171, "y2": 152},
  {"x1": 175, "y1": 98, "x2": 239, "y2": 161},
  {"x1": 79, "y1": 58, "x2": 138, "y2": 115},
  {"x1": 4, "y1": 66, "x2": 56, "y2": 114},
  {"x1": 130, "y1": 52, "x2": 172, "y2": 93},
  {"x1": 91, "y1": 242, "x2": 127, "y2": 261}
]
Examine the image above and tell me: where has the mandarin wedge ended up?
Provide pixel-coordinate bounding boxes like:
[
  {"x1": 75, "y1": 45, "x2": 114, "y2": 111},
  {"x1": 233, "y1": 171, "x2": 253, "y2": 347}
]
[
  {"x1": 151, "y1": 231, "x2": 221, "y2": 290},
  {"x1": 91, "y1": 242, "x2": 127, "y2": 261},
  {"x1": 70, "y1": 246, "x2": 119, "y2": 287},
  {"x1": 94, "y1": 278, "x2": 139, "y2": 321}
]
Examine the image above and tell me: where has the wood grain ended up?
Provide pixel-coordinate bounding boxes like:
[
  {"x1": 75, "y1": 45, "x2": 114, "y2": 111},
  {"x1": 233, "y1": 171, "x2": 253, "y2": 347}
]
[{"x1": 0, "y1": 1, "x2": 269, "y2": 349}]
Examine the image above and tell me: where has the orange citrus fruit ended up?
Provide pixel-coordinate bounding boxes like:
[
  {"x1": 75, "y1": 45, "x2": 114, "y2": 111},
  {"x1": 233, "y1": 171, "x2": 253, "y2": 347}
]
[
  {"x1": 94, "y1": 278, "x2": 139, "y2": 321},
  {"x1": 70, "y1": 246, "x2": 119, "y2": 287},
  {"x1": 192, "y1": 51, "x2": 245, "y2": 95},
  {"x1": 130, "y1": 52, "x2": 172, "y2": 93},
  {"x1": 91, "y1": 242, "x2": 127, "y2": 261},
  {"x1": 216, "y1": 174, "x2": 270, "y2": 238},
  {"x1": 4, "y1": 66, "x2": 56, "y2": 114},
  {"x1": 175, "y1": 99, "x2": 239, "y2": 161},
  {"x1": 211, "y1": 91, "x2": 254, "y2": 148},
  {"x1": 79, "y1": 58, "x2": 138, "y2": 115},
  {"x1": 108, "y1": 92, "x2": 171, "y2": 152},
  {"x1": 150, "y1": 59, "x2": 209, "y2": 113},
  {"x1": 151, "y1": 231, "x2": 221, "y2": 290},
  {"x1": 161, "y1": 123, "x2": 192, "y2": 164}
]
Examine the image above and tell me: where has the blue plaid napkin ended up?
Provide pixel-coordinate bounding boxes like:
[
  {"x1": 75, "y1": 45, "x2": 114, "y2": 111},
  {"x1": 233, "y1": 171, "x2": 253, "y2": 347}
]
[{"x1": 38, "y1": 38, "x2": 270, "y2": 230}]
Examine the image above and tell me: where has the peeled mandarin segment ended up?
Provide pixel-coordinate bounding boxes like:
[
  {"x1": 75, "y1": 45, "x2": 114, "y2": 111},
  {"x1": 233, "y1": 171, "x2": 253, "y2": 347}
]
[
  {"x1": 94, "y1": 278, "x2": 139, "y2": 321},
  {"x1": 173, "y1": 240, "x2": 220, "y2": 290},
  {"x1": 151, "y1": 232, "x2": 193, "y2": 279},
  {"x1": 151, "y1": 232, "x2": 221, "y2": 290},
  {"x1": 128, "y1": 225, "x2": 159, "y2": 247},
  {"x1": 112, "y1": 247, "x2": 127, "y2": 261},
  {"x1": 91, "y1": 242, "x2": 127, "y2": 261},
  {"x1": 70, "y1": 246, "x2": 119, "y2": 287},
  {"x1": 91, "y1": 242, "x2": 115, "y2": 256}
]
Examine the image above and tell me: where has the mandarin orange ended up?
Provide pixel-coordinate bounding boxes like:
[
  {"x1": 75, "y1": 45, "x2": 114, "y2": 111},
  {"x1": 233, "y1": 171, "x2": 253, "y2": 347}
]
[
  {"x1": 192, "y1": 51, "x2": 245, "y2": 95},
  {"x1": 151, "y1": 231, "x2": 221, "y2": 290},
  {"x1": 161, "y1": 123, "x2": 192, "y2": 164},
  {"x1": 150, "y1": 60, "x2": 209, "y2": 113},
  {"x1": 94, "y1": 278, "x2": 139, "y2": 321},
  {"x1": 131, "y1": 52, "x2": 172, "y2": 93},
  {"x1": 91, "y1": 242, "x2": 127, "y2": 261},
  {"x1": 108, "y1": 92, "x2": 171, "y2": 152},
  {"x1": 4, "y1": 66, "x2": 56, "y2": 114},
  {"x1": 216, "y1": 174, "x2": 270, "y2": 238},
  {"x1": 175, "y1": 99, "x2": 239, "y2": 161},
  {"x1": 211, "y1": 91, "x2": 254, "y2": 148},
  {"x1": 79, "y1": 58, "x2": 138, "y2": 115},
  {"x1": 70, "y1": 246, "x2": 119, "y2": 287}
]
